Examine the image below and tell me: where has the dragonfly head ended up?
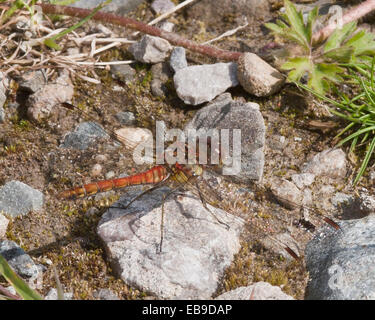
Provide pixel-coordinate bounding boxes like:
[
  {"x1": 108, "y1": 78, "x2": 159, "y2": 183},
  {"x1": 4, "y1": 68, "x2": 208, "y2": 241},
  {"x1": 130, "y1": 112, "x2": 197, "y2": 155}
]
[
  {"x1": 189, "y1": 164, "x2": 203, "y2": 176},
  {"x1": 173, "y1": 163, "x2": 203, "y2": 178}
]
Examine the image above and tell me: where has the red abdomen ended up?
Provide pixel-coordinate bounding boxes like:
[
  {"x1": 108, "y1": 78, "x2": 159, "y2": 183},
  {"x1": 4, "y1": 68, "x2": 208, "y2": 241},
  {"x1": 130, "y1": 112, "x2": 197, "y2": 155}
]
[{"x1": 58, "y1": 165, "x2": 168, "y2": 199}]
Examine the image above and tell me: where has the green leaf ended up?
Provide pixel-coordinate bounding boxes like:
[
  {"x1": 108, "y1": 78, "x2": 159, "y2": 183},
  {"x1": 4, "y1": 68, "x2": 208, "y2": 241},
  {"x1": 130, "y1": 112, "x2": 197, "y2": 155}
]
[
  {"x1": 265, "y1": 0, "x2": 310, "y2": 50},
  {"x1": 284, "y1": 0, "x2": 309, "y2": 48},
  {"x1": 323, "y1": 46, "x2": 354, "y2": 63},
  {"x1": 44, "y1": 38, "x2": 62, "y2": 50},
  {"x1": 281, "y1": 56, "x2": 311, "y2": 81},
  {"x1": 345, "y1": 30, "x2": 375, "y2": 56},
  {"x1": 337, "y1": 125, "x2": 375, "y2": 146},
  {"x1": 264, "y1": 22, "x2": 285, "y2": 35},
  {"x1": 0, "y1": 254, "x2": 43, "y2": 300},
  {"x1": 284, "y1": 58, "x2": 344, "y2": 94},
  {"x1": 306, "y1": 6, "x2": 318, "y2": 43},
  {"x1": 324, "y1": 21, "x2": 357, "y2": 52},
  {"x1": 353, "y1": 137, "x2": 375, "y2": 185},
  {"x1": 308, "y1": 63, "x2": 344, "y2": 94}
]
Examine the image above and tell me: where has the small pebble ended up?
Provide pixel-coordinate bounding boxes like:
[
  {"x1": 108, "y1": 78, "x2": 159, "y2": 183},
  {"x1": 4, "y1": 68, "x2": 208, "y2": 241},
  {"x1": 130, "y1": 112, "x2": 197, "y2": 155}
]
[
  {"x1": 105, "y1": 171, "x2": 115, "y2": 179},
  {"x1": 95, "y1": 154, "x2": 108, "y2": 163},
  {"x1": 115, "y1": 112, "x2": 136, "y2": 125},
  {"x1": 169, "y1": 47, "x2": 188, "y2": 72},
  {"x1": 91, "y1": 164, "x2": 103, "y2": 177},
  {"x1": 159, "y1": 21, "x2": 175, "y2": 32},
  {"x1": 129, "y1": 35, "x2": 172, "y2": 64},
  {"x1": 237, "y1": 52, "x2": 285, "y2": 97}
]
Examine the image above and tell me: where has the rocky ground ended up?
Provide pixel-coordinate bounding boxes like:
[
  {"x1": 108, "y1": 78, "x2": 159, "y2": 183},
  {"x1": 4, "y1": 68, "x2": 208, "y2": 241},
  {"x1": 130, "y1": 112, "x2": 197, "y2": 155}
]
[{"x1": 0, "y1": 0, "x2": 375, "y2": 300}]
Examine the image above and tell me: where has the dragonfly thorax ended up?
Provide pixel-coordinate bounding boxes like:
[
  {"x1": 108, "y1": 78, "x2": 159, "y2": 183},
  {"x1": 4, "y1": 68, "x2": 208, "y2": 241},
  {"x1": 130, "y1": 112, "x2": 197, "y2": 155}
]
[{"x1": 171, "y1": 163, "x2": 203, "y2": 183}]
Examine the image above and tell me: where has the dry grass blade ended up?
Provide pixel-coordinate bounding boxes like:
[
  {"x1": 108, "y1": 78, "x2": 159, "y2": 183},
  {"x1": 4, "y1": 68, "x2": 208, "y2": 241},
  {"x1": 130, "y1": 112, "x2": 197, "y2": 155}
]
[
  {"x1": 0, "y1": 2, "x2": 134, "y2": 85},
  {"x1": 132, "y1": 0, "x2": 198, "y2": 36},
  {"x1": 202, "y1": 20, "x2": 249, "y2": 45}
]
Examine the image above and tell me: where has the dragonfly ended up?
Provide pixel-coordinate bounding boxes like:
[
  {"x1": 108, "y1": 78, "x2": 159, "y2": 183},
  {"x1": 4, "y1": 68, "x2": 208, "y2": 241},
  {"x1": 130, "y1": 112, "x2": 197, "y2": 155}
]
[{"x1": 54, "y1": 101, "x2": 340, "y2": 258}]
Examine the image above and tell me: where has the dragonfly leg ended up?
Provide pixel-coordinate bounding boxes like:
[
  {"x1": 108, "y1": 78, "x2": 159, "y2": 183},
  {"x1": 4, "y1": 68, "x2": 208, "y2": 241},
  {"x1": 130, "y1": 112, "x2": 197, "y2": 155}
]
[
  {"x1": 195, "y1": 181, "x2": 230, "y2": 230},
  {"x1": 110, "y1": 178, "x2": 169, "y2": 211},
  {"x1": 200, "y1": 175, "x2": 223, "y2": 202}
]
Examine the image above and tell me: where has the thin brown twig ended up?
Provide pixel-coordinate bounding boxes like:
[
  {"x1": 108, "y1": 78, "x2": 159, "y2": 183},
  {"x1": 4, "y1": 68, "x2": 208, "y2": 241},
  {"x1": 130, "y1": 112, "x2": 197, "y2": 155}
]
[
  {"x1": 312, "y1": 0, "x2": 375, "y2": 43},
  {"x1": 38, "y1": 3, "x2": 243, "y2": 61},
  {"x1": 38, "y1": 1, "x2": 375, "y2": 62}
]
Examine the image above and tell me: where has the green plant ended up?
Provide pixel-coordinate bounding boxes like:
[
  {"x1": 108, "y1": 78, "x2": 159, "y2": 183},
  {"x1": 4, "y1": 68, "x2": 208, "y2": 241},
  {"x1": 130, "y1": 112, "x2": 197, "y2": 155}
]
[
  {"x1": 1, "y1": 0, "x2": 28, "y2": 24},
  {"x1": 44, "y1": 0, "x2": 112, "y2": 50},
  {"x1": 265, "y1": 0, "x2": 375, "y2": 94},
  {"x1": 0, "y1": 254, "x2": 43, "y2": 300},
  {"x1": 297, "y1": 57, "x2": 375, "y2": 184},
  {"x1": 0, "y1": 0, "x2": 111, "y2": 49},
  {"x1": 266, "y1": 0, "x2": 375, "y2": 185}
]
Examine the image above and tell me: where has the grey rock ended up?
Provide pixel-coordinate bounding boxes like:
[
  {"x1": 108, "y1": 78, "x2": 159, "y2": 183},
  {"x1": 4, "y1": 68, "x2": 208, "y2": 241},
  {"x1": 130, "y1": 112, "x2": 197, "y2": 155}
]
[
  {"x1": 110, "y1": 64, "x2": 136, "y2": 83},
  {"x1": 60, "y1": 121, "x2": 109, "y2": 150},
  {"x1": 331, "y1": 191, "x2": 375, "y2": 220},
  {"x1": 331, "y1": 192, "x2": 353, "y2": 209},
  {"x1": 0, "y1": 181, "x2": 44, "y2": 217},
  {"x1": 150, "y1": 62, "x2": 173, "y2": 97},
  {"x1": 331, "y1": 192, "x2": 358, "y2": 220},
  {"x1": 17, "y1": 70, "x2": 46, "y2": 93},
  {"x1": 151, "y1": 0, "x2": 175, "y2": 14},
  {"x1": 174, "y1": 62, "x2": 238, "y2": 105},
  {"x1": 169, "y1": 47, "x2": 188, "y2": 72},
  {"x1": 93, "y1": 288, "x2": 120, "y2": 300},
  {"x1": 0, "y1": 240, "x2": 42, "y2": 278},
  {"x1": 0, "y1": 214, "x2": 9, "y2": 238},
  {"x1": 27, "y1": 72, "x2": 74, "y2": 121},
  {"x1": 303, "y1": 148, "x2": 347, "y2": 179},
  {"x1": 70, "y1": 0, "x2": 144, "y2": 14},
  {"x1": 115, "y1": 111, "x2": 136, "y2": 125},
  {"x1": 237, "y1": 53, "x2": 285, "y2": 97},
  {"x1": 270, "y1": 179, "x2": 302, "y2": 209},
  {"x1": 305, "y1": 214, "x2": 375, "y2": 299},
  {"x1": 184, "y1": 93, "x2": 265, "y2": 182},
  {"x1": 97, "y1": 186, "x2": 244, "y2": 299},
  {"x1": 215, "y1": 282, "x2": 294, "y2": 300},
  {"x1": 44, "y1": 288, "x2": 73, "y2": 300},
  {"x1": 151, "y1": 62, "x2": 173, "y2": 82},
  {"x1": 357, "y1": 189, "x2": 375, "y2": 216},
  {"x1": 151, "y1": 79, "x2": 167, "y2": 97},
  {"x1": 291, "y1": 173, "x2": 315, "y2": 189},
  {"x1": 129, "y1": 35, "x2": 172, "y2": 64}
]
